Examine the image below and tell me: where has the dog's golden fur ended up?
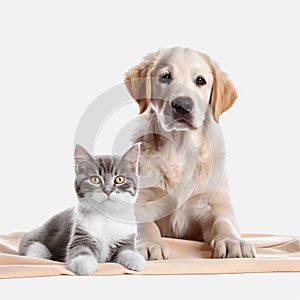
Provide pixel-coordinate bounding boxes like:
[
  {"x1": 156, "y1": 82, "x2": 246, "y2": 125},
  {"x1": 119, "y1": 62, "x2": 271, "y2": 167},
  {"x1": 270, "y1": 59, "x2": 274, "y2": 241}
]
[{"x1": 125, "y1": 47, "x2": 255, "y2": 259}]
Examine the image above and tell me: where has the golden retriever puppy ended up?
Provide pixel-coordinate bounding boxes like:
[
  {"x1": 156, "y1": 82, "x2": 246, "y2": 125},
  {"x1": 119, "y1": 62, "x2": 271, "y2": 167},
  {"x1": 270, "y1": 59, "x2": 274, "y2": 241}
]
[{"x1": 125, "y1": 47, "x2": 255, "y2": 260}]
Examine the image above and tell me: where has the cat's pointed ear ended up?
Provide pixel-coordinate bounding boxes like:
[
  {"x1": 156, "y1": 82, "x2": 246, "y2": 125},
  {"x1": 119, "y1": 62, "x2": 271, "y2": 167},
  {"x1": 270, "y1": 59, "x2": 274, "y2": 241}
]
[
  {"x1": 74, "y1": 144, "x2": 95, "y2": 172},
  {"x1": 121, "y1": 143, "x2": 141, "y2": 173}
]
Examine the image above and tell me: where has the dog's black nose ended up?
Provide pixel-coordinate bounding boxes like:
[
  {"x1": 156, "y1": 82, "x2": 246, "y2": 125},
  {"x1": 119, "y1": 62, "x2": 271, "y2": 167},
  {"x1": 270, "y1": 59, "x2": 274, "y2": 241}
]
[{"x1": 171, "y1": 97, "x2": 194, "y2": 115}]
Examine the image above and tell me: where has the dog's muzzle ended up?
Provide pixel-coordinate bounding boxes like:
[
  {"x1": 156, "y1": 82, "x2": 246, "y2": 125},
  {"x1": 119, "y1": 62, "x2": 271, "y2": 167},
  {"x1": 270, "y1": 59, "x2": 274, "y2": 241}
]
[{"x1": 171, "y1": 97, "x2": 194, "y2": 115}]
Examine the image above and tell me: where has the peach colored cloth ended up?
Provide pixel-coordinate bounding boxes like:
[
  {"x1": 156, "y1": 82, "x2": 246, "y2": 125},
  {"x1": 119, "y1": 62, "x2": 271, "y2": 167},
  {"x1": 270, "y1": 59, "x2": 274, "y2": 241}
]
[{"x1": 0, "y1": 232, "x2": 300, "y2": 278}]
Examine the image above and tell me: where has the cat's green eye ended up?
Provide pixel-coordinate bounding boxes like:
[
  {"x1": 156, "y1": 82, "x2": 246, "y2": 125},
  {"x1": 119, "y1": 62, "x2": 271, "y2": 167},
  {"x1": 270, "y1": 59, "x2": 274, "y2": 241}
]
[
  {"x1": 90, "y1": 176, "x2": 101, "y2": 185},
  {"x1": 114, "y1": 175, "x2": 125, "y2": 185}
]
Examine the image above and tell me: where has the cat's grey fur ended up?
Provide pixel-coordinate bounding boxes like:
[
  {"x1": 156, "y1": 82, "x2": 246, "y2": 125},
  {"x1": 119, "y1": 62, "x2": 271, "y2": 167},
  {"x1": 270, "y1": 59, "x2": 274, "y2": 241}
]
[{"x1": 19, "y1": 144, "x2": 145, "y2": 275}]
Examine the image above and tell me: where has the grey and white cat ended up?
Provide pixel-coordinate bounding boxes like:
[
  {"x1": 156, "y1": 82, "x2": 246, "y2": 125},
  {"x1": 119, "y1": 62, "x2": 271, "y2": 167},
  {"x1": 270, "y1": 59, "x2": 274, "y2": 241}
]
[{"x1": 19, "y1": 143, "x2": 145, "y2": 275}]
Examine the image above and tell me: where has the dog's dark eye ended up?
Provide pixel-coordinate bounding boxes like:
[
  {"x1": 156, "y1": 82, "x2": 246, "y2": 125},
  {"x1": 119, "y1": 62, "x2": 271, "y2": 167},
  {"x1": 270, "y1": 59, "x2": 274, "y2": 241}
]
[
  {"x1": 196, "y1": 76, "x2": 206, "y2": 86},
  {"x1": 159, "y1": 73, "x2": 172, "y2": 84}
]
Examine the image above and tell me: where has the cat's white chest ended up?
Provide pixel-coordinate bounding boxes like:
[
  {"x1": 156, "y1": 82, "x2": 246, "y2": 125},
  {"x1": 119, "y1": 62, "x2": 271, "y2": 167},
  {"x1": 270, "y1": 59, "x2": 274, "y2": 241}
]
[
  {"x1": 77, "y1": 213, "x2": 136, "y2": 262},
  {"x1": 86, "y1": 215, "x2": 136, "y2": 240}
]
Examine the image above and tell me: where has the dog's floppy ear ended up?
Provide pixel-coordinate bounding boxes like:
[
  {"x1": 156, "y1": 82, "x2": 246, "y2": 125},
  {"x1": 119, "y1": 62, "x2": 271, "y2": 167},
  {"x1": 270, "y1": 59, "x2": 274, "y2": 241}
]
[
  {"x1": 209, "y1": 60, "x2": 237, "y2": 122},
  {"x1": 124, "y1": 52, "x2": 156, "y2": 114}
]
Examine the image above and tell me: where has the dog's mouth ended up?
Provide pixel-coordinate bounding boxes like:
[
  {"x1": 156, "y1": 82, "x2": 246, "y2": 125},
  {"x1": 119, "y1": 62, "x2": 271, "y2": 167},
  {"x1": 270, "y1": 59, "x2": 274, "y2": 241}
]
[
  {"x1": 152, "y1": 102, "x2": 201, "y2": 131},
  {"x1": 172, "y1": 112, "x2": 197, "y2": 129},
  {"x1": 176, "y1": 119, "x2": 195, "y2": 129},
  {"x1": 160, "y1": 113, "x2": 198, "y2": 131}
]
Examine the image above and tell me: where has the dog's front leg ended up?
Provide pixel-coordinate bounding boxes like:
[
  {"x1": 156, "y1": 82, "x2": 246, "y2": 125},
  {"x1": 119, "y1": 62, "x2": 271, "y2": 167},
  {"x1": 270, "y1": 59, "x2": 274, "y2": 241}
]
[
  {"x1": 137, "y1": 222, "x2": 171, "y2": 260},
  {"x1": 201, "y1": 192, "x2": 256, "y2": 258}
]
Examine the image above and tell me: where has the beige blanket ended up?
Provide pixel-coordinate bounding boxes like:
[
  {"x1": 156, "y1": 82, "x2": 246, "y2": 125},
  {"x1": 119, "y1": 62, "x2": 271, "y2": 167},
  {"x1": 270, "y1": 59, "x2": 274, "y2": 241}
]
[{"x1": 1, "y1": 232, "x2": 300, "y2": 279}]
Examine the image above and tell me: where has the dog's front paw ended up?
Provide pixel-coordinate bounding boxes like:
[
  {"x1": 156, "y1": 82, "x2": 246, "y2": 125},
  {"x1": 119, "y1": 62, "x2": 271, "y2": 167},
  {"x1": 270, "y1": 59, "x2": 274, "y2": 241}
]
[
  {"x1": 68, "y1": 254, "x2": 99, "y2": 275},
  {"x1": 211, "y1": 237, "x2": 256, "y2": 258},
  {"x1": 117, "y1": 249, "x2": 146, "y2": 271},
  {"x1": 138, "y1": 241, "x2": 171, "y2": 260}
]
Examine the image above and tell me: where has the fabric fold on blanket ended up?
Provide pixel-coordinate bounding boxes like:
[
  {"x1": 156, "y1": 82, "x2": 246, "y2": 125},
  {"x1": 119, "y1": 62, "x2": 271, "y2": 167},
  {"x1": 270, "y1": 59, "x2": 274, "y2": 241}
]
[{"x1": 0, "y1": 232, "x2": 300, "y2": 278}]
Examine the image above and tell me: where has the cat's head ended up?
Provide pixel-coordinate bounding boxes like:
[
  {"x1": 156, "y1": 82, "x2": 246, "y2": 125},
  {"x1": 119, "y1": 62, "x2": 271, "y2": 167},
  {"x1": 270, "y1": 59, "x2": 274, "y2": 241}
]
[{"x1": 74, "y1": 144, "x2": 140, "y2": 206}]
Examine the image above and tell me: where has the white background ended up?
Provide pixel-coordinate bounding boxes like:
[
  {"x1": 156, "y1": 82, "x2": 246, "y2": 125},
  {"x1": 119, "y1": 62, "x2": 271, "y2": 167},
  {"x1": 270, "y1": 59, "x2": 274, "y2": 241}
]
[{"x1": 0, "y1": 0, "x2": 299, "y2": 298}]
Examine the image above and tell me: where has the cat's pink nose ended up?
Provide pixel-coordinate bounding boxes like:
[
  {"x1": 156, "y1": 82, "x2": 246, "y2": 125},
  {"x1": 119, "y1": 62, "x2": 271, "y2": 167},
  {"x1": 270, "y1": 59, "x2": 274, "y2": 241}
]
[{"x1": 104, "y1": 190, "x2": 112, "y2": 196}]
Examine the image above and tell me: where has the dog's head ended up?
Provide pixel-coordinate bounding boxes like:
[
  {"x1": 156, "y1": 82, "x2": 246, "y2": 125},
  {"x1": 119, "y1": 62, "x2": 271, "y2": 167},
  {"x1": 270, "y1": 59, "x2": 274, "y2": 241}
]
[{"x1": 125, "y1": 47, "x2": 237, "y2": 131}]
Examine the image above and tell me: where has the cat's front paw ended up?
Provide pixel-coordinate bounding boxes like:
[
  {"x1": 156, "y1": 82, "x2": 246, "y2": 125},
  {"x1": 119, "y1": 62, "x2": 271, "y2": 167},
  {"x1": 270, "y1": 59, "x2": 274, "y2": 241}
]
[
  {"x1": 68, "y1": 254, "x2": 99, "y2": 275},
  {"x1": 117, "y1": 249, "x2": 146, "y2": 271}
]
